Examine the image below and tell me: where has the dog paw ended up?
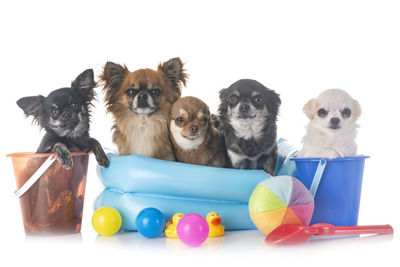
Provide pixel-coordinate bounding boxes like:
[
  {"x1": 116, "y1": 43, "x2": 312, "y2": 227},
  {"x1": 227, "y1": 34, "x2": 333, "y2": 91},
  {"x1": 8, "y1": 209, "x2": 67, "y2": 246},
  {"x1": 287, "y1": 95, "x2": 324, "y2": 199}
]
[
  {"x1": 97, "y1": 155, "x2": 110, "y2": 168},
  {"x1": 52, "y1": 143, "x2": 73, "y2": 170},
  {"x1": 58, "y1": 154, "x2": 73, "y2": 169},
  {"x1": 211, "y1": 114, "x2": 221, "y2": 129},
  {"x1": 94, "y1": 148, "x2": 110, "y2": 168}
]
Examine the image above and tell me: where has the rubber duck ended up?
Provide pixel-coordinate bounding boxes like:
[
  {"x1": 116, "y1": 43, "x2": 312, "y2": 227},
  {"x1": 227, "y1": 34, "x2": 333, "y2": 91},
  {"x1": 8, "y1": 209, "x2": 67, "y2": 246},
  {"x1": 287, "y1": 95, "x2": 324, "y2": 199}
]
[
  {"x1": 165, "y1": 213, "x2": 184, "y2": 238},
  {"x1": 206, "y1": 212, "x2": 225, "y2": 237}
]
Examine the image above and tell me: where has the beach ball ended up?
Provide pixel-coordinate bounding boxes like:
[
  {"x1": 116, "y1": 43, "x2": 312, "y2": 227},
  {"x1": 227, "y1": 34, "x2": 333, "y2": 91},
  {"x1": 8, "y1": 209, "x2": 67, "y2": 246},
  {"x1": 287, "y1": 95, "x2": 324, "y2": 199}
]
[{"x1": 249, "y1": 176, "x2": 314, "y2": 235}]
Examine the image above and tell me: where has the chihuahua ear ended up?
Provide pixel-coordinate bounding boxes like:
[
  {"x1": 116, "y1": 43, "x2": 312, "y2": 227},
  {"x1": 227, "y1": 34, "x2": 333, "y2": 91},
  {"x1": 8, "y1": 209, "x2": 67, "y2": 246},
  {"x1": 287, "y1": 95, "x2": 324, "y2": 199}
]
[
  {"x1": 158, "y1": 57, "x2": 188, "y2": 93},
  {"x1": 218, "y1": 88, "x2": 228, "y2": 101},
  {"x1": 100, "y1": 62, "x2": 128, "y2": 101},
  {"x1": 352, "y1": 100, "x2": 362, "y2": 121},
  {"x1": 71, "y1": 69, "x2": 96, "y2": 103},
  {"x1": 265, "y1": 90, "x2": 281, "y2": 116},
  {"x1": 17, "y1": 95, "x2": 45, "y2": 123},
  {"x1": 303, "y1": 98, "x2": 318, "y2": 119}
]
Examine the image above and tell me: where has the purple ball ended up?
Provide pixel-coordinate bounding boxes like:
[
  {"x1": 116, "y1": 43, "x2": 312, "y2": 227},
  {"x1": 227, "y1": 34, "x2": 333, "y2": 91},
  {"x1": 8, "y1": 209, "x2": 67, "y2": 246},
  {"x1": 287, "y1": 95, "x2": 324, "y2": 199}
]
[{"x1": 176, "y1": 214, "x2": 209, "y2": 247}]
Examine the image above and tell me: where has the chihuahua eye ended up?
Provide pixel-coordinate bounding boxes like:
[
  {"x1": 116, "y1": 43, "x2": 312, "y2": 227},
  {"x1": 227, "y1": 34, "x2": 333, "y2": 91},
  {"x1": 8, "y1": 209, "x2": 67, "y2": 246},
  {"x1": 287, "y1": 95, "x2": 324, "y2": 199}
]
[
  {"x1": 176, "y1": 117, "x2": 185, "y2": 124},
  {"x1": 342, "y1": 108, "x2": 351, "y2": 118},
  {"x1": 150, "y1": 88, "x2": 162, "y2": 96},
  {"x1": 254, "y1": 95, "x2": 263, "y2": 104},
  {"x1": 51, "y1": 107, "x2": 58, "y2": 116},
  {"x1": 71, "y1": 102, "x2": 77, "y2": 108},
  {"x1": 201, "y1": 117, "x2": 209, "y2": 124},
  {"x1": 125, "y1": 89, "x2": 135, "y2": 96},
  {"x1": 229, "y1": 95, "x2": 238, "y2": 104},
  {"x1": 318, "y1": 108, "x2": 328, "y2": 117}
]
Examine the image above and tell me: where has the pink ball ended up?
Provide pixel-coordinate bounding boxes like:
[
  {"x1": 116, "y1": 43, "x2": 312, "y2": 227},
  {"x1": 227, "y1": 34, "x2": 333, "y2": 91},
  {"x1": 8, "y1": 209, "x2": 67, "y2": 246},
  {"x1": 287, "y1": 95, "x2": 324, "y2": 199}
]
[{"x1": 176, "y1": 214, "x2": 209, "y2": 247}]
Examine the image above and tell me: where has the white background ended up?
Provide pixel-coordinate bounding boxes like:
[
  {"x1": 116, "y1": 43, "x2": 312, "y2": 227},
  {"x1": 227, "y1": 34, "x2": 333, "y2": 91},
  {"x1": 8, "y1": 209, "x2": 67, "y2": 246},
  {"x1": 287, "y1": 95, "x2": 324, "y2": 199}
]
[{"x1": 1, "y1": 0, "x2": 399, "y2": 266}]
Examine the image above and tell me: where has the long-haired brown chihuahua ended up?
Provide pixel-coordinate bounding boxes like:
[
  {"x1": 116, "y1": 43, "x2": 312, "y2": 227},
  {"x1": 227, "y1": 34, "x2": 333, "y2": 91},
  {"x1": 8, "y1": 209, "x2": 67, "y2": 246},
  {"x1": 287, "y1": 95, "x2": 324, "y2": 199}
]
[
  {"x1": 170, "y1": 96, "x2": 227, "y2": 167},
  {"x1": 100, "y1": 58, "x2": 187, "y2": 160}
]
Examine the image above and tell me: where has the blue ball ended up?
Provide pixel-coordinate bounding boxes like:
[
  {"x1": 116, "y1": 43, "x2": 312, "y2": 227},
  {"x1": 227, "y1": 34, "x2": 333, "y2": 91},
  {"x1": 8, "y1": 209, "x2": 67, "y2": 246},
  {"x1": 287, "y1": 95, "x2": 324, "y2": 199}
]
[{"x1": 135, "y1": 207, "x2": 166, "y2": 238}]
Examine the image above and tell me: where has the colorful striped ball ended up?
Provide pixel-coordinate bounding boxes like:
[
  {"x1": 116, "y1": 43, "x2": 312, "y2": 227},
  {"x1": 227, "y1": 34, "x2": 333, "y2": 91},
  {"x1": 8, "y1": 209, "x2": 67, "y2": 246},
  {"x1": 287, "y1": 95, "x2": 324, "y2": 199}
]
[{"x1": 249, "y1": 176, "x2": 314, "y2": 235}]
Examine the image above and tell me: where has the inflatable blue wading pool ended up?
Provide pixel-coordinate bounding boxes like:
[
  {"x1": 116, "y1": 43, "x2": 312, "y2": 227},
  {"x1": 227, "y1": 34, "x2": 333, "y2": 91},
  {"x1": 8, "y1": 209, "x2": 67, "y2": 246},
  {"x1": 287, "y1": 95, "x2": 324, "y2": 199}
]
[{"x1": 95, "y1": 139, "x2": 298, "y2": 231}]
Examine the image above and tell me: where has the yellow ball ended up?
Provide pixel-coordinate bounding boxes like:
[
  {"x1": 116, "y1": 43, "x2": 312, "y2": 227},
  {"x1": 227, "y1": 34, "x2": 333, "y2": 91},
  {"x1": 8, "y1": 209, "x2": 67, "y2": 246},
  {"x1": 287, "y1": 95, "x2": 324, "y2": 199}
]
[{"x1": 92, "y1": 207, "x2": 122, "y2": 236}]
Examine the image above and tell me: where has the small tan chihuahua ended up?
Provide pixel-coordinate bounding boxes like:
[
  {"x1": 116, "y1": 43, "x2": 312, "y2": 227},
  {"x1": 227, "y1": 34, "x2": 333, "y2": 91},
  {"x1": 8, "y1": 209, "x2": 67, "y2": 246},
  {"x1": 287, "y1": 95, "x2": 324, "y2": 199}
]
[{"x1": 170, "y1": 96, "x2": 227, "y2": 167}]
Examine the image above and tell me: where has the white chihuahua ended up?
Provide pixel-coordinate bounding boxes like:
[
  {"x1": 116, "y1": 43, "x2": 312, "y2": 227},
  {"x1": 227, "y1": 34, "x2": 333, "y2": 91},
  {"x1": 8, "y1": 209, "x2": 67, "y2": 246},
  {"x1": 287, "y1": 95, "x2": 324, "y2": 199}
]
[{"x1": 297, "y1": 89, "x2": 361, "y2": 158}]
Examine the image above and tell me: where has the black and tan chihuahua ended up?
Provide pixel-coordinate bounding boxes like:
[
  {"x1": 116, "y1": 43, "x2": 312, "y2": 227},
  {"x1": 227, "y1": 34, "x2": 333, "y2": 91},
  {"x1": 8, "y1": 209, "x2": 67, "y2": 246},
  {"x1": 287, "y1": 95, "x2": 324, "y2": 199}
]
[{"x1": 17, "y1": 69, "x2": 109, "y2": 169}]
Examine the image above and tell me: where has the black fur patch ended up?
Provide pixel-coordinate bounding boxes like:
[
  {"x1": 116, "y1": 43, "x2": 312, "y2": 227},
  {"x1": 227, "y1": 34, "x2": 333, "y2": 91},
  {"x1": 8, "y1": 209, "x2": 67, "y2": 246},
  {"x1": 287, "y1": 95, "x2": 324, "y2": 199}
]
[
  {"x1": 217, "y1": 79, "x2": 280, "y2": 174},
  {"x1": 17, "y1": 69, "x2": 109, "y2": 168}
]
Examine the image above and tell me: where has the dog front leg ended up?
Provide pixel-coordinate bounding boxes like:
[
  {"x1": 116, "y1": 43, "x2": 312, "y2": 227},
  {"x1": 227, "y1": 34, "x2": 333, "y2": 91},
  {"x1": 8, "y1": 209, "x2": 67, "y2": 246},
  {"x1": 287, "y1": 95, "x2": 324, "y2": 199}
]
[
  {"x1": 263, "y1": 147, "x2": 278, "y2": 176},
  {"x1": 82, "y1": 138, "x2": 109, "y2": 168}
]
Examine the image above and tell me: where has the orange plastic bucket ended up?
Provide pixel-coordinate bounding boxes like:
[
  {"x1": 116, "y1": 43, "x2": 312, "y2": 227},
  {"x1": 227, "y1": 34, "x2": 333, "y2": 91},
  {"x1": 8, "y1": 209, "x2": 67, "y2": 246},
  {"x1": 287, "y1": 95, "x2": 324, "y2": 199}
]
[{"x1": 7, "y1": 152, "x2": 89, "y2": 235}]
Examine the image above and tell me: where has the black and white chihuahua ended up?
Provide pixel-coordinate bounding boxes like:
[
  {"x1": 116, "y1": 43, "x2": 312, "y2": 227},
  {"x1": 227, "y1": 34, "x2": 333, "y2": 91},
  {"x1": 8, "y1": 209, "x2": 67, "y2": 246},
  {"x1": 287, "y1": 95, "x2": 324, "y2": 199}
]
[
  {"x1": 17, "y1": 69, "x2": 109, "y2": 169},
  {"x1": 217, "y1": 79, "x2": 281, "y2": 175}
]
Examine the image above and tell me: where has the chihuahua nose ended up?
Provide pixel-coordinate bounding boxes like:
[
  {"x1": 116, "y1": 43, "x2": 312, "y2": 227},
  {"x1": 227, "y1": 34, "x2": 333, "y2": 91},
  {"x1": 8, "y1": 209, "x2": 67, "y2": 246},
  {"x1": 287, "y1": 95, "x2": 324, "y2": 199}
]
[
  {"x1": 62, "y1": 112, "x2": 71, "y2": 120},
  {"x1": 190, "y1": 125, "x2": 198, "y2": 134},
  {"x1": 330, "y1": 117, "x2": 340, "y2": 125},
  {"x1": 138, "y1": 93, "x2": 148, "y2": 102},
  {"x1": 239, "y1": 104, "x2": 250, "y2": 112}
]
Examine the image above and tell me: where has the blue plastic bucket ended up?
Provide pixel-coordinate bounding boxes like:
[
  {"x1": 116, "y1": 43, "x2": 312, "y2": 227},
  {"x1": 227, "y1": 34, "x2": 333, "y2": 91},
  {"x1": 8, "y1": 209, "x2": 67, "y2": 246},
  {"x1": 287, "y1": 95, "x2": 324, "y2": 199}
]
[{"x1": 291, "y1": 156, "x2": 369, "y2": 226}]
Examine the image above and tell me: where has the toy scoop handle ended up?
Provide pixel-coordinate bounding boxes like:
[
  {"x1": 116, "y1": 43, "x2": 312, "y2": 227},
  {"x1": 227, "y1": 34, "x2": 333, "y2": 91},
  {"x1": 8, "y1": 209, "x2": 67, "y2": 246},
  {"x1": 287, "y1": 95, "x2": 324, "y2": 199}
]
[
  {"x1": 312, "y1": 223, "x2": 394, "y2": 236},
  {"x1": 334, "y1": 224, "x2": 394, "y2": 235}
]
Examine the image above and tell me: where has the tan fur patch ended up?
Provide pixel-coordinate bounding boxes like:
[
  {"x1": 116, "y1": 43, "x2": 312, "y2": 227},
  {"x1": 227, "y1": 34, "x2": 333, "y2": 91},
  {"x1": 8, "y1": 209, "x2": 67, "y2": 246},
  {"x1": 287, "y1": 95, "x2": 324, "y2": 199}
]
[
  {"x1": 179, "y1": 108, "x2": 188, "y2": 120},
  {"x1": 100, "y1": 58, "x2": 187, "y2": 160},
  {"x1": 170, "y1": 96, "x2": 227, "y2": 167}
]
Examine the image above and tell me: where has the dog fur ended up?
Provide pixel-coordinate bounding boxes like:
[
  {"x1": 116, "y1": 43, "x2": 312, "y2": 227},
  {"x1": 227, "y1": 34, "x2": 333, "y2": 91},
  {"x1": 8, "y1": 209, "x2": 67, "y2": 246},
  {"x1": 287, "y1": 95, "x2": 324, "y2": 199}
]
[
  {"x1": 170, "y1": 96, "x2": 227, "y2": 167},
  {"x1": 100, "y1": 58, "x2": 187, "y2": 160},
  {"x1": 17, "y1": 69, "x2": 109, "y2": 169},
  {"x1": 217, "y1": 79, "x2": 281, "y2": 174},
  {"x1": 297, "y1": 89, "x2": 361, "y2": 158}
]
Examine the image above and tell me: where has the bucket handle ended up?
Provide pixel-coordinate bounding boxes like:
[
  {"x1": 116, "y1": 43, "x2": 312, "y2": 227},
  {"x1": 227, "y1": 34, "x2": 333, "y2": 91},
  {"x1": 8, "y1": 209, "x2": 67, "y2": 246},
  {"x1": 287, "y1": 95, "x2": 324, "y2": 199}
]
[
  {"x1": 14, "y1": 154, "x2": 57, "y2": 198},
  {"x1": 309, "y1": 158, "x2": 327, "y2": 197}
]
